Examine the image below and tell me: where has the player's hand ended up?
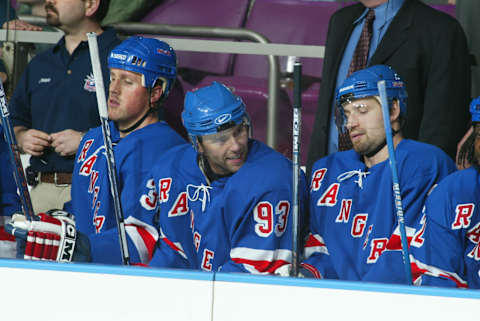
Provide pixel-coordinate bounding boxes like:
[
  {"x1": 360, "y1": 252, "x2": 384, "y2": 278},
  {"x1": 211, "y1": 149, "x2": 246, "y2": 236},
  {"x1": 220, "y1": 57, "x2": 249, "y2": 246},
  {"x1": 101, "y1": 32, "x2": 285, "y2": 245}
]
[
  {"x1": 16, "y1": 128, "x2": 51, "y2": 156},
  {"x1": 51, "y1": 129, "x2": 84, "y2": 157},
  {"x1": 5, "y1": 210, "x2": 90, "y2": 262},
  {"x1": 2, "y1": 19, "x2": 43, "y2": 31}
]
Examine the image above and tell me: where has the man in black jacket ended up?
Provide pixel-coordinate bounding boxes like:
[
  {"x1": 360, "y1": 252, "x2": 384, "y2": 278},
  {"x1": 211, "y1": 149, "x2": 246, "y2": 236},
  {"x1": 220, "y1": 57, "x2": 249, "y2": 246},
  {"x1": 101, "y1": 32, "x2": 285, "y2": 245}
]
[{"x1": 307, "y1": 0, "x2": 470, "y2": 175}]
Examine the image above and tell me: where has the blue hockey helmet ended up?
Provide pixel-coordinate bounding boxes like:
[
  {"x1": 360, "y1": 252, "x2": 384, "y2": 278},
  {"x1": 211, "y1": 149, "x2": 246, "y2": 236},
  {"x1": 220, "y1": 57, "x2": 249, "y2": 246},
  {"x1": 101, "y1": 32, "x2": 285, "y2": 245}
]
[
  {"x1": 182, "y1": 82, "x2": 250, "y2": 146},
  {"x1": 470, "y1": 96, "x2": 480, "y2": 123},
  {"x1": 108, "y1": 36, "x2": 176, "y2": 97},
  {"x1": 335, "y1": 65, "x2": 407, "y2": 132}
]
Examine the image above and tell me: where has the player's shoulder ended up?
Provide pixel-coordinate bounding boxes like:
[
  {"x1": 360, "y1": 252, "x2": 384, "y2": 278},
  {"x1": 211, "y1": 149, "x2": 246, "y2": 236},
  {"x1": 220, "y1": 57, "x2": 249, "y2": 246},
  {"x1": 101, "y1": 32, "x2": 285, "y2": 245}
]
[
  {"x1": 426, "y1": 167, "x2": 480, "y2": 225},
  {"x1": 241, "y1": 140, "x2": 292, "y2": 174},
  {"x1": 398, "y1": 139, "x2": 454, "y2": 168},
  {"x1": 125, "y1": 122, "x2": 185, "y2": 145},
  {"x1": 433, "y1": 167, "x2": 479, "y2": 196},
  {"x1": 226, "y1": 140, "x2": 292, "y2": 189},
  {"x1": 148, "y1": 143, "x2": 195, "y2": 176},
  {"x1": 84, "y1": 125, "x2": 103, "y2": 138},
  {"x1": 312, "y1": 149, "x2": 361, "y2": 173}
]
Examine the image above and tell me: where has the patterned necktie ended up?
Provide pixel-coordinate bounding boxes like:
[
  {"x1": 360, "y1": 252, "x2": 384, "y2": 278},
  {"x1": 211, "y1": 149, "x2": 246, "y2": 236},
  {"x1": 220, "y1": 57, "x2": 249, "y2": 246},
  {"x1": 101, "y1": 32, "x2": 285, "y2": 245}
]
[{"x1": 338, "y1": 9, "x2": 376, "y2": 151}]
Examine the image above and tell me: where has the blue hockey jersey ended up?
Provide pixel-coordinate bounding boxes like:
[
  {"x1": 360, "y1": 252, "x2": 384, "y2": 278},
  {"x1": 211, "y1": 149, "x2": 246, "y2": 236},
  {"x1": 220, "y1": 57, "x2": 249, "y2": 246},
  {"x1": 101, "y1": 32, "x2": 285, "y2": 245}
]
[
  {"x1": 410, "y1": 166, "x2": 480, "y2": 289},
  {"x1": 301, "y1": 139, "x2": 455, "y2": 284},
  {"x1": 68, "y1": 121, "x2": 185, "y2": 264},
  {"x1": 135, "y1": 140, "x2": 307, "y2": 275}
]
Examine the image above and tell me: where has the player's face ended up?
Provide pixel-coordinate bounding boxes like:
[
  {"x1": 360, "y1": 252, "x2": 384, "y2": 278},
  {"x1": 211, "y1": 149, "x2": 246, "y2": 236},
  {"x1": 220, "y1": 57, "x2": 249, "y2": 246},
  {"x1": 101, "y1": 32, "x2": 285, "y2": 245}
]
[
  {"x1": 198, "y1": 123, "x2": 249, "y2": 176},
  {"x1": 343, "y1": 97, "x2": 386, "y2": 155},
  {"x1": 108, "y1": 68, "x2": 151, "y2": 130},
  {"x1": 45, "y1": 0, "x2": 86, "y2": 29}
]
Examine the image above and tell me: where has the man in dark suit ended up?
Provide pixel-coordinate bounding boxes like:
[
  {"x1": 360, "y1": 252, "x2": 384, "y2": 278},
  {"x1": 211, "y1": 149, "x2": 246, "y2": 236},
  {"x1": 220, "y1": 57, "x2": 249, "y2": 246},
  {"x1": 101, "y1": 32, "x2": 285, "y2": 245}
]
[{"x1": 307, "y1": 0, "x2": 470, "y2": 175}]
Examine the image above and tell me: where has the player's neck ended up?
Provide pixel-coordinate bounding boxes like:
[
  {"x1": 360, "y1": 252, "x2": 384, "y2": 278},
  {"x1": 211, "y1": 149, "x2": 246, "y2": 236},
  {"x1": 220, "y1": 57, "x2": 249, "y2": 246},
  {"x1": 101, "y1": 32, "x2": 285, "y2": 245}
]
[
  {"x1": 64, "y1": 21, "x2": 103, "y2": 55},
  {"x1": 118, "y1": 114, "x2": 158, "y2": 138},
  {"x1": 363, "y1": 133, "x2": 403, "y2": 168}
]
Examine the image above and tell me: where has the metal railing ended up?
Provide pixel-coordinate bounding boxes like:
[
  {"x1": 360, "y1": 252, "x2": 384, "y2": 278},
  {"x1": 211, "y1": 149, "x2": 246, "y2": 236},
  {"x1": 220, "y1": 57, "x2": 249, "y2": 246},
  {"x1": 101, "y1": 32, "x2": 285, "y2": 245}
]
[{"x1": 4, "y1": 16, "x2": 325, "y2": 150}]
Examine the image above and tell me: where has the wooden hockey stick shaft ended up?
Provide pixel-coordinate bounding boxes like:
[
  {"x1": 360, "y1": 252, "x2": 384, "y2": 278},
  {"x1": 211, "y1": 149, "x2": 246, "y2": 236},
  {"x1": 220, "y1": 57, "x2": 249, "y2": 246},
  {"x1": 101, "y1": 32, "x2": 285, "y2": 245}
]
[{"x1": 87, "y1": 32, "x2": 130, "y2": 265}]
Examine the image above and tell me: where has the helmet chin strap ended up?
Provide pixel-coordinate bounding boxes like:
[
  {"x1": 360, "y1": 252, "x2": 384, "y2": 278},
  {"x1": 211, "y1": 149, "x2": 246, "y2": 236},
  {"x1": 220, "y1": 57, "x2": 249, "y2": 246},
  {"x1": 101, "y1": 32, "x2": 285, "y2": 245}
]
[
  {"x1": 364, "y1": 127, "x2": 400, "y2": 158},
  {"x1": 118, "y1": 87, "x2": 155, "y2": 134},
  {"x1": 118, "y1": 108, "x2": 153, "y2": 134}
]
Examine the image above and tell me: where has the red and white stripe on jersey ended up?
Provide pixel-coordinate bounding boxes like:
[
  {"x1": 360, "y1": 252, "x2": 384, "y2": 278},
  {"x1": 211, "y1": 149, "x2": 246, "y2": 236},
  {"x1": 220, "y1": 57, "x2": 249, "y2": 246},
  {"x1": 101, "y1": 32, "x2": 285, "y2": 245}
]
[
  {"x1": 159, "y1": 227, "x2": 188, "y2": 260},
  {"x1": 303, "y1": 233, "x2": 329, "y2": 259},
  {"x1": 386, "y1": 225, "x2": 416, "y2": 251},
  {"x1": 300, "y1": 262, "x2": 322, "y2": 279},
  {"x1": 230, "y1": 247, "x2": 292, "y2": 275},
  {"x1": 124, "y1": 216, "x2": 159, "y2": 264},
  {"x1": 410, "y1": 255, "x2": 468, "y2": 288}
]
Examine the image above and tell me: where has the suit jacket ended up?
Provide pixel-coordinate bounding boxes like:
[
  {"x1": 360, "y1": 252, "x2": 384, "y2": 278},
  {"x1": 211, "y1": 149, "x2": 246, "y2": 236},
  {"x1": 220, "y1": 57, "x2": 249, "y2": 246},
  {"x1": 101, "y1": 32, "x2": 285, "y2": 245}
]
[{"x1": 306, "y1": 0, "x2": 471, "y2": 175}]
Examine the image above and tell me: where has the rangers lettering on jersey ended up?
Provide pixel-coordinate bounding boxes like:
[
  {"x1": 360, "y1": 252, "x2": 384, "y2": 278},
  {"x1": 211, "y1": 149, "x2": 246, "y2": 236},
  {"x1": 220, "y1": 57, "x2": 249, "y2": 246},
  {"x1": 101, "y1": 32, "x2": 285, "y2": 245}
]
[
  {"x1": 367, "y1": 238, "x2": 388, "y2": 263},
  {"x1": 79, "y1": 154, "x2": 97, "y2": 176},
  {"x1": 88, "y1": 170, "x2": 99, "y2": 193},
  {"x1": 351, "y1": 213, "x2": 368, "y2": 237},
  {"x1": 78, "y1": 139, "x2": 94, "y2": 162},
  {"x1": 452, "y1": 203, "x2": 475, "y2": 229},
  {"x1": 317, "y1": 183, "x2": 340, "y2": 206},
  {"x1": 311, "y1": 168, "x2": 327, "y2": 191},
  {"x1": 202, "y1": 249, "x2": 214, "y2": 271},
  {"x1": 168, "y1": 192, "x2": 189, "y2": 217},
  {"x1": 336, "y1": 199, "x2": 352, "y2": 223},
  {"x1": 194, "y1": 232, "x2": 201, "y2": 252},
  {"x1": 467, "y1": 222, "x2": 480, "y2": 261},
  {"x1": 158, "y1": 178, "x2": 172, "y2": 203}
]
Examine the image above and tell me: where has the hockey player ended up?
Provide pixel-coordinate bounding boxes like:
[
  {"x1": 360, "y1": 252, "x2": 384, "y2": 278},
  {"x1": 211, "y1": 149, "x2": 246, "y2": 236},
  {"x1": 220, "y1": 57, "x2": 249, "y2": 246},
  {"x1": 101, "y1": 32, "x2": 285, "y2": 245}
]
[
  {"x1": 7, "y1": 36, "x2": 186, "y2": 264},
  {"x1": 134, "y1": 81, "x2": 307, "y2": 274},
  {"x1": 300, "y1": 65, "x2": 456, "y2": 284},
  {"x1": 410, "y1": 97, "x2": 480, "y2": 289}
]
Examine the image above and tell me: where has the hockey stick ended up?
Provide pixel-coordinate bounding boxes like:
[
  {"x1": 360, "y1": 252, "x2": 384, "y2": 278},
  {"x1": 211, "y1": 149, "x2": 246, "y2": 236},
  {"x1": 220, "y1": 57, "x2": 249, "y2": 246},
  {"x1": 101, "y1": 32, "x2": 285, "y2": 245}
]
[
  {"x1": 87, "y1": 32, "x2": 130, "y2": 265},
  {"x1": 377, "y1": 80, "x2": 412, "y2": 284},
  {"x1": 291, "y1": 59, "x2": 302, "y2": 277},
  {"x1": 0, "y1": 81, "x2": 35, "y2": 220}
]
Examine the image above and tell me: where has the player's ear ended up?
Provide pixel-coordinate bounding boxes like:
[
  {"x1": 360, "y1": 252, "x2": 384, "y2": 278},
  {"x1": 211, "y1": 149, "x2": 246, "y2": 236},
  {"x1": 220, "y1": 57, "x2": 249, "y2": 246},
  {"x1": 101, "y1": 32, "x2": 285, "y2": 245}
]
[
  {"x1": 389, "y1": 100, "x2": 401, "y2": 123},
  {"x1": 150, "y1": 85, "x2": 164, "y2": 105},
  {"x1": 84, "y1": 0, "x2": 100, "y2": 18},
  {"x1": 197, "y1": 141, "x2": 205, "y2": 153}
]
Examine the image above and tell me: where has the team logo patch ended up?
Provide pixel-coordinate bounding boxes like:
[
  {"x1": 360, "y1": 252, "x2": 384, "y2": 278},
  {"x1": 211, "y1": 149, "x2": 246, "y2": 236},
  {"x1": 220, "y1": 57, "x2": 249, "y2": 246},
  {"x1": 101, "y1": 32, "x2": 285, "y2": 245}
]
[
  {"x1": 392, "y1": 81, "x2": 404, "y2": 88},
  {"x1": 157, "y1": 48, "x2": 171, "y2": 56},
  {"x1": 214, "y1": 113, "x2": 232, "y2": 125},
  {"x1": 84, "y1": 73, "x2": 96, "y2": 92}
]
